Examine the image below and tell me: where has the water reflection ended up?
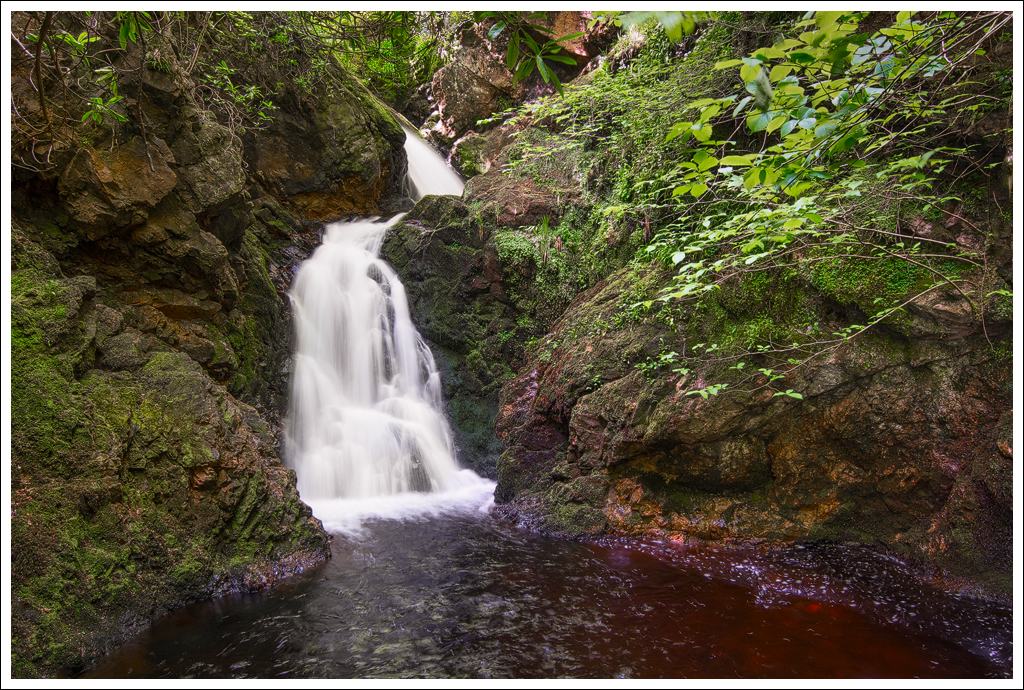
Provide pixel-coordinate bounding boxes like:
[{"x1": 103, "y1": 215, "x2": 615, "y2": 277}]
[{"x1": 84, "y1": 514, "x2": 1011, "y2": 678}]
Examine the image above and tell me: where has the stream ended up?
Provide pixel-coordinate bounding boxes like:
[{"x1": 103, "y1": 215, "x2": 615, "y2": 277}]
[{"x1": 83, "y1": 490, "x2": 1011, "y2": 678}]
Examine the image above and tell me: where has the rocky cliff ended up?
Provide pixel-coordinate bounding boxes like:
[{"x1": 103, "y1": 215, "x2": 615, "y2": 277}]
[{"x1": 10, "y1": 11, "x2": 408, "y2": 676}]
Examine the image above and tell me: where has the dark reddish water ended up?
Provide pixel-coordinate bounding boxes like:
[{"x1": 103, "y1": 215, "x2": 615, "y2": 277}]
[{"x1": 83, "y1": 513, "x2": 1011, "y2": 678}]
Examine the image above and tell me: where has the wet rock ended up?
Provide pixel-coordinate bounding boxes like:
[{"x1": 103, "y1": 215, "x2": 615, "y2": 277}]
[
  {"x1": 11, "y1": 224, "x2": 329, "y2": 679},
  {"x1": 97, "y1": 330, "x2": 149, "y2": 371},
  {"x1": 431, "y1": 61, "x2": 505, "y2": 143},
  {"x1": 169, "y1": 112, "x2": 246, "y2": 215},
  {"x1": 449, "y1": 131, "x2": 490, "y2": 177}
]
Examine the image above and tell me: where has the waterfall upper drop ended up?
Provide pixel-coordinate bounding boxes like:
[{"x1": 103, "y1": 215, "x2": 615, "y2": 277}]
[
  {"x1": 402, "y1": 125, "x2": 465, "y2": 198},
  {"x1": 286, "y1": 127, "x2": 474, "y2": 504}
]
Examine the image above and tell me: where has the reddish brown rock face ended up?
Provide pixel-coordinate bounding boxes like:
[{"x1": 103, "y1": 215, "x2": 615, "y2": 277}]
[
  {"x1": 492, "y1": 266, "x2": 1012, "y2": 598},
  {"x1": 58, "y1": 137, "x2": 178, "y2": 236}
]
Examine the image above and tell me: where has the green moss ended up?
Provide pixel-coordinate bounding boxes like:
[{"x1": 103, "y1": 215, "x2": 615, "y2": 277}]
[
  {"x1": 542, "y1": 503, "x2": 608, "y2": 537},
  {"x1": 808, "y1": 252, "x2": 925, "y2": 306},
  {"x1": 226, "y1": 227, "x2": 283, "y2": 399},
  {"x1": 493, "y1": 230, "x2": 539, "y2": 267}
]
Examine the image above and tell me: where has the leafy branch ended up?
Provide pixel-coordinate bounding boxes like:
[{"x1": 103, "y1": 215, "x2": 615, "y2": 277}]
[{"x1": 638, "y1": 10, "x2": 1011, "y2": 399}]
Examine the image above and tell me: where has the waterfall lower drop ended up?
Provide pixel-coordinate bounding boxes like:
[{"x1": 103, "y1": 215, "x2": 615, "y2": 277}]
[{"x1": 286, "y1": 127, "x2": 493, "y2": 534}]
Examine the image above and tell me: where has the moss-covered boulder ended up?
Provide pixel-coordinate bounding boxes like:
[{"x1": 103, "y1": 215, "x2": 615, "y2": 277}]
[
  {"x1": 449, "y1": 132, "x2": 489, "y2": 178},
  {"x1": 11, "y1": 229, "x2": 330, "y2": 678}
]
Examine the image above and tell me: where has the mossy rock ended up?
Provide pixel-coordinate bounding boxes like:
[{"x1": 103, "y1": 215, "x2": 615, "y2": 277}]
[{"x1": 10, "y1": 231, "x2": 330, "y2": 678}]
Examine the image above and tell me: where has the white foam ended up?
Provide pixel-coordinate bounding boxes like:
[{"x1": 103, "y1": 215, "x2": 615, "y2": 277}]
[{"x1": 307, "y1": 474, "x2": 496, "y2": 537}]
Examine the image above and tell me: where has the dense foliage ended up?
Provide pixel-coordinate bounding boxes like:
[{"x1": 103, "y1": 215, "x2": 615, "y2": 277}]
[
  {"x1": 644, "y1": 10, "x2": 1012, "y2": 396},
  {"x1": 492, "y1": 10, "x2": 1011, "y2": 398}
]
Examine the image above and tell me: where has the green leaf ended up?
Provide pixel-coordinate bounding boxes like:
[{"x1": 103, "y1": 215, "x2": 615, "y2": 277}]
[
  {"x1": 507, "y1": 39, "x2": 520, "y2": 70},
  {"x1": 488, "y1": 21, "x2": 506, "y2": 39},
  {"x1": 666, "y1": 121, "x2": 692, "y2": 143},
  {"x1": 699, "y1": 104, "x2": 722, "y2": 122},
  {"x1": 536, "y1": 56, "x2": 550, "y2": 83},
  {"x1": 816, "y1": 11, "x2": 843, "y2": 27},
  {"x1": 686, "y1": 97, "x2": 719, "y2": 110},
  {"x1": 831, "y1": 132, "x2": 861, "y2": 153},
  {"x1": 549, "y1": 70, "x2": 564, "y2": 95},
  {"x1": 715, "y1": 59, "x2": 743, "y2": 70},
  {"x1": 747, "y1": 111, "x2": 772, "y2": 133},
  {"x1": 514, "y1": 59, "x2": 535, "y2": 84},
  {"x1": 766, "y1": 114, "x2": 788, "y2": 133},
  {"x1": 814, "y1": 121, "x2": 838, "y2": 138},
  {"x1": 732, "y1": 96, "x2": 753, "y2": 117},
  {"x1": 690, "y1": 183, "x2": 708, "y2": 197},
  {"x1": 720, "y1": 155, "x2": 754, "y2": 166},
  {"x1": 690, "y1": 123, "x2": 712, "y2": 142},
  {"x1": 769, "y1": 64, "x2": 793, "y2": 81},
  {"x1": 698, "y1": 155, "x2": 719, "y2": 171}
]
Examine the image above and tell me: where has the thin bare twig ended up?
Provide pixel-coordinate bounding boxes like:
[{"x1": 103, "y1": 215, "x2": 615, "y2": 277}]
[{"x1": 34, "y1": 11, "x2": 54, "y2": 132}]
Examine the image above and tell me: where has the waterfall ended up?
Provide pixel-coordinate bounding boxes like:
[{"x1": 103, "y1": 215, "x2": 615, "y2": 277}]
[
  {"x1": 402, "y1": 125, "x2": 465, "y2": 198},
  {"x1": 286, "y1": 126, "x2": 491, "y2": 531}
]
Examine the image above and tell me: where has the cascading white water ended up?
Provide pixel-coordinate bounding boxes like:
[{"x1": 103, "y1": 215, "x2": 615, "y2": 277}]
[
  {"x1": 402, "y1": 125, "x2": 465, "y2": 198},
  {"x1": 286, "y1": 126, "x2": 492, "y2": 531}
]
